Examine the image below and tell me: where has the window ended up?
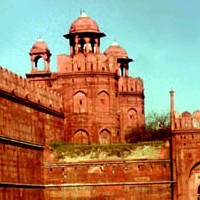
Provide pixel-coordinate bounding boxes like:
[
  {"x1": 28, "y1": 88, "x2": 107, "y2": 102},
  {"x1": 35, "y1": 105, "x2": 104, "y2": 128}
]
[{"x1": 73, "y1": 91, "x2": 87, "y2": 113}]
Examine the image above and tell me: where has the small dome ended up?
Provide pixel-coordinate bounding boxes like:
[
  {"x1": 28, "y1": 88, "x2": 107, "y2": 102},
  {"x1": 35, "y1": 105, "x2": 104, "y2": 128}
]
[
  {"x1": 31, "y1": 38, "x2": 49, "y2": 53},
  {"x1": 69, "y1": 12, "x2": 100, "y2": 34},
  {"x1": 181, "y1": 111, "x2": 191, "y2": 118},
  {"x1": 193, "y1": 110, "x2": 200, "y2": 117},
  {"x1": 104, "y1": 42, "x2": 128, "y2": 59}
]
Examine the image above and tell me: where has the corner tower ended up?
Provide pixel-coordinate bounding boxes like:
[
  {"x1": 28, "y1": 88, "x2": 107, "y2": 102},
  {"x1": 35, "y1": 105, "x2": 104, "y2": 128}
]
[
  {"x1": 104, "y1": 41, "x2": 133, "y2": 77},
  {"x1": 105, "y1": 42, "x2": 145, "y2": 142},
  {"x1": 54, "y1": 12, "x2": 121, "y2": 144},
  {"x1": 26, "y1": 12, "x2": 145, "y2": 144}
]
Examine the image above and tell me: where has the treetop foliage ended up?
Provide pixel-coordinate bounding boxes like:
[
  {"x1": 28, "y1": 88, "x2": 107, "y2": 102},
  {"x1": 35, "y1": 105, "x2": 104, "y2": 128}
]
[{"x1": 125, "y1": 112, "x2": 171, "y2": 143}]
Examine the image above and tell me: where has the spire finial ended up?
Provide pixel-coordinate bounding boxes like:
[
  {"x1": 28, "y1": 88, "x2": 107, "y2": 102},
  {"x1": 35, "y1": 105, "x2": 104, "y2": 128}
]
[
  {"x1": 112, "y1": 40, "x2": 119, "y2": 46},
  {"x1": 80, "y1": 10, "x2": 88, "y2": 17},
  {"x1": 38, "y1": 36, "x2": 43, "y2": 42}
]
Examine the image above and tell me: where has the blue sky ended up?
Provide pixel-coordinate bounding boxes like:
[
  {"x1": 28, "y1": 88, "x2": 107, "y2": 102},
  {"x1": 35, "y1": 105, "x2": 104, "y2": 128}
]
[{"x1": 1, "y1": 0, "x2": 200, "y2": 114}]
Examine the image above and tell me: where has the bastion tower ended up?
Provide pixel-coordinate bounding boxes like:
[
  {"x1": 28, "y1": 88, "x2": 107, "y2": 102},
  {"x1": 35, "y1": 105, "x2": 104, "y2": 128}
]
[{"x1": 26, "y1": 12, "x2": 145, "y2": 144}]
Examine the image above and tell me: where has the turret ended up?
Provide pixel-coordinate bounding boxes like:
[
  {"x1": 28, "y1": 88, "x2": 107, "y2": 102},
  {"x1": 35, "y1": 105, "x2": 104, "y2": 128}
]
[
  {"x1": 64, "y1": 12, "x2": 105, "y2": 55},
  {"x1": 26, "y1": 38, "x2": 52, "y2": 80},
  {"x1": 104, "y1": 42, "x2": 133, "y2": 77}
]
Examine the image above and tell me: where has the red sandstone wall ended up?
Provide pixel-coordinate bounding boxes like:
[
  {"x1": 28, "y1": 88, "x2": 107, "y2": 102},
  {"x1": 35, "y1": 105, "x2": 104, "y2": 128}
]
[
  {"x1": 172, "y1": 130, "x2": 200, "y2": 200},
  {"x1": 0, "y1": 68, "x2": 64, "y2": 200},
  {"x1": 0, "y1": 188, "x2": 44, "y2": 200},
  {"x1": 52, "y1": 74, "x2": 120, "y2": 144},
  {"x1": 44, "y1": 159, "x2": 171, "y2": 199},
  {"x1": 118, "y1": 77, "x2": 145, "y2": 142},
  {"x1": 45, "y1": 184, "x2": 171, "y2": 200}
]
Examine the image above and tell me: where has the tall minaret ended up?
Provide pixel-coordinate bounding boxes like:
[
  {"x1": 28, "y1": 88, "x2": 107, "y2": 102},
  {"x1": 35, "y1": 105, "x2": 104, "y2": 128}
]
[{"x1": 170, "y1": 90, "x2": 175, "y2": 130}]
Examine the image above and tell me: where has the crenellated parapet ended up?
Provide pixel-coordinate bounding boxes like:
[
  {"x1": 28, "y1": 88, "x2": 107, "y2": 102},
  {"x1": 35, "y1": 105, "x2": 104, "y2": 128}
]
[
  {"x1": 174, "y1": 110, "x2": 200, "y2": 130},
  {"x1": 0, "y1": 66, "x2": 63, "y2": 112},
  {"x1": 57, "y1": 53, "x2": 117, "y2": 74},
  {"x1": 118, "y1": 76, "x2": 144, "y2": 94}
]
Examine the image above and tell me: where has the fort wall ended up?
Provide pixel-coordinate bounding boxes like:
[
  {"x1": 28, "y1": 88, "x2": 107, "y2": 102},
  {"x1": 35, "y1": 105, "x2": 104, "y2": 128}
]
[
  {"x1": 0, "y1": 67, "x2": 64, "y2": 200},
  {"x1": 0, "y1": 66, "x2": 63, "y2": 112},
  {"x1": 44, "y1": 159, "x2": 171, "y2": 199},
  {"x1": 174, "y1": 110, "x2": 200, "y2": 130}
]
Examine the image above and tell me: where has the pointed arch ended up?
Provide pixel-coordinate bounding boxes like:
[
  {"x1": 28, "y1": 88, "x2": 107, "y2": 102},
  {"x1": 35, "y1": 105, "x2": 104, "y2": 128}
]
[
  {"x1": 73, "y1": 129, "x2": 89, "y2": 144},
  {"x1": 97, "y1": 90, "x2": 110, "y2": 113},
  {"x1": 73, "y1": 91, "x2": 87, "y2": 113},
  {"x1": 127, "y1": 108, "x2": 137, "y2": 123},
  {"x1": 34, "y1": 56, "x2": 43, "y2": 70},
  {"x1": 99, "y1": 129, "x2": 111, "y2": 144},
  {"x1": 188, "y1": 162, "x2": 200, "y2": 200}
]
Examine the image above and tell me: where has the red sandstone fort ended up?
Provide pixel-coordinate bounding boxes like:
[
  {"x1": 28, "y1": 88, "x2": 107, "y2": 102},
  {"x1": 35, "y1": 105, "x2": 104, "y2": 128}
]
[{"x1": 1, "y1": 12, "x2": 200, "y2": 200}]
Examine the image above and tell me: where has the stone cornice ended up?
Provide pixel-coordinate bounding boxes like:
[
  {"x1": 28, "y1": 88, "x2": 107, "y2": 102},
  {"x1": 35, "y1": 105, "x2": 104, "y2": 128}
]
[
  {"x1": 0, "y1": 182, "x2": 44, "y2": 188},
  {"x1": 45, "y1": 181, "x2": 175, "y2": 188},
  {"x1": 0, "y1": 135, "x2": 44, "y2": 150}
]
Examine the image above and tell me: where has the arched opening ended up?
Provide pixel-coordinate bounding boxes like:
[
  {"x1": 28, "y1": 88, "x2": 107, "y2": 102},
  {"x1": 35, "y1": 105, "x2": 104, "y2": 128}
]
[
  {"x1": 189, "y1": 162, "x2": 200, "y2": 200},
  {"x1": 99, "y1": 129, "x2": 111, "y2": 144},
  {"x1": 73, "y1": 91, "x2": 87, "y2": 113},
  {"x1": 78, "y1": 38, "x2": 86, "y2": 53},
  {"x1": 127, "y1": 108, "x2": 137, "y2": 126},
  {"x1": 97, "y1": 91, "x2": 110, "y2": 113},
  {"x1": 34, "y1": 56, "x2": 44, "y2": 71},
  {"x1": 73, "y1": 130, "x2": 89, "y2": 144},
  {"x1": 120, "y1": 64, "x2": 125, "y2": 76}
]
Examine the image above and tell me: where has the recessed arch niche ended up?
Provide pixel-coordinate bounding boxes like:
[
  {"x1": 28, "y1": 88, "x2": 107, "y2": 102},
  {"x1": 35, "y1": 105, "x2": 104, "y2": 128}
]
[
  {"x1": 73, "y1": 129, "x2": 89, "y2": 144},
  {"x1": 99, "y1": 129, "x2": 111, "y2": 144},
  {"x1": 73, "y1": 91, "x2": 87, "y2": 113},
  {"x1": 97, "y1": 91, "x2": 110, "y2": 113}
]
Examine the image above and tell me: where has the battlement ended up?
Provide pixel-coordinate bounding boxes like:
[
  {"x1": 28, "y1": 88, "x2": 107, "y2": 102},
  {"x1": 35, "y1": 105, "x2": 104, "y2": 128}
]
[
  {"x1": 118, "y1": 76, "x2": 144, "y2": 94},
  {"x1": 0, "y1": 66, "x2": 63, "y2": 112},
  {"x1": 57, "y1": 53, "x2": 117, "y2": 74},
  {"x1": 174, "y1": 110, "x2": 200, "y2": 130}
]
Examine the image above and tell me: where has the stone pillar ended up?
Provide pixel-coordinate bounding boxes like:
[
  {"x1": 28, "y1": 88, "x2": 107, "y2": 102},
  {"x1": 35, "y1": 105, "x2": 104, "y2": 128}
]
[
  {"x1": 95, "y1": 38, "x2": 99, "y2": 53},
  {"x1": 75, "y1": 36, "x2": 79, "y2": 54},
  {"x1": 31, "y1": 60, "x2": 35, "y2": 72},
  {"x1": 70, "y1": 45, "x2": 74, "y2": 55},
  {"x1": 125, "y1": 67, "x2": 129, "y2": 77}
]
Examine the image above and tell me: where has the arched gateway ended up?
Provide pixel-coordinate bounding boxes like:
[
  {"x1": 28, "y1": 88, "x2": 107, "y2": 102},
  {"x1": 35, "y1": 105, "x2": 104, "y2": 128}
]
[{"x1": 189, "y1": 163, "x2": 200, "y2": 200}]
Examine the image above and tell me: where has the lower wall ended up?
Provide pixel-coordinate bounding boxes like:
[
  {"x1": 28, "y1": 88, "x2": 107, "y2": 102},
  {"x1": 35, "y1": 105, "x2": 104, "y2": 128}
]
[
  {"x1": 45, "y1": 184, "x2": 171, "y2": 200},
  {"x1": 44, "y1": 159, "x2": 172, "y2": 199},
  {"x1": 0, "y1": 142, "x2": 44, "y2": 200},
  {"x1": 0, "y1": 187, "x2": 44, "y2": 200}
]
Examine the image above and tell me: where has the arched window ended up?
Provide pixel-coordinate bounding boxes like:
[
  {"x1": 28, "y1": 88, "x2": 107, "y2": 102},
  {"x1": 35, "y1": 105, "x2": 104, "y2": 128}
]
[
  {"x1": 73, "y1": 91, "x2": 87, "y2": 113},
  {"x1": 73, "y1": 130, "x2": 89, "y2": 144},
  {"x1": 34, "y1": 56, "x2": 43, "y2": 70},
  {"x1": 99, "y1": 129, "x2": 111, "y2": 144},
  {"x1": 97, "y1": 91, "x2": 110, "y2": 113},
  {"x1": 128, "y1": 108, "x2": 137, "y2": 123},
  {"x1": 188, "y1": 162, "x2": 200, "y2": 200}
]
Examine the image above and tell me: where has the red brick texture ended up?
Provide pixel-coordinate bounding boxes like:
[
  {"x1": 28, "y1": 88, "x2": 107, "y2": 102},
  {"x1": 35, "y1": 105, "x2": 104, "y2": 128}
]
[{"x1": 44, "y1": 159, "x2": 171, "y2": 199}]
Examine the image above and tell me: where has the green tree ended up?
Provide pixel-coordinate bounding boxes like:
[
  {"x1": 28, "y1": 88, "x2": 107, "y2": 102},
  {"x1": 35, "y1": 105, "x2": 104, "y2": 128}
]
[
  {"x1": 125, "y1": 112, "x2": 170, "y2": 143},
  {"x1": 145, "y1": 112, "x2": 170, "y2": 141}
]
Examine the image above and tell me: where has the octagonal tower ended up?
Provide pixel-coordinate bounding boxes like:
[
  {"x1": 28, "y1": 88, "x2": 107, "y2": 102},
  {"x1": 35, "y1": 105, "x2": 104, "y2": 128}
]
[{"x1": 27, "y1": 12, "x2": 145, "y2": 144}]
